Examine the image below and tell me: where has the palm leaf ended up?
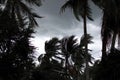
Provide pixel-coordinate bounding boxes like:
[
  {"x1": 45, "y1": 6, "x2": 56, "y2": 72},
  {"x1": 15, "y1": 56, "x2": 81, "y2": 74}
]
[
  {"x1": 61, "y1": 35, "x2": 79, "y2": 54},
  {"x1": 45, "y1": 37, "x2": 60, "y2": 56},
  {"x1": 18, "y1": 1, "x2": 40, "y2": 26},
  {"x1": 25, "y1": 0, "x2": 42, "y2": 6},
  {"x1": 86, "y1": 3, "x2": 93, "y2": 21},
  {"x1": 31, "y1": 12, "x2": 42, "y2": 18},
  {"x1": 61, "y1": 0, "x2": 93, "y2": 21},
  {"x1": 61, "y1": 0, "x2": 81, "y2": 21},
  {"x1": 92, "y1": 0, "x2": 104, "y2": 9},
  {"x1": 80, "y1": 34, "x2": 93, "y2": 47},
  {"x1": 60, "y1": 0, "x2": 73, "y2": 13}
]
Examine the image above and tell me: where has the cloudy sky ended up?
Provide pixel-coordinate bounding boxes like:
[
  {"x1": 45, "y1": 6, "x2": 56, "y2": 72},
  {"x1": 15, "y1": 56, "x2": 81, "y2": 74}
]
[{"x1": 31, "y1": 0, "x2": 103, "y2": 60}]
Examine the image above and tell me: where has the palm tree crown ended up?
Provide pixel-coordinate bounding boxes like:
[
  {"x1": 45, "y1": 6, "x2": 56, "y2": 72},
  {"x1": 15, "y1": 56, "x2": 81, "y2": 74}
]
[
  {"x1": 0, "y1": 0, "x2": 42, "y2": 28},
  {"x1": 61, "y1": 0, "x2": 93, "y2": 21}
]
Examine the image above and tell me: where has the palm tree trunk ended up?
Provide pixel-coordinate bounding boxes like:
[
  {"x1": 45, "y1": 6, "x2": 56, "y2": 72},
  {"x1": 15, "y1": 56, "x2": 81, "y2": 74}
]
[
  {"x1": 83, "y1": 0, "x2": 89, "y2": 80},
  {"x1": 111, "y1": 32, "x2": 117, "y2": 51},
  {"x1": 65, "y1": 52, "x2": 69, "y2": 79},
  {"x1": 118, "y1": 32, "x2": 120, "y2": 50},
  {"x1": 77, "y1": 67, "x2": 80, "y2": 80},
  {"x1": 111, "y1": 11, "x2": 118, "y2": 51},
  {"x1": 101, "y1": 37, "x2": 107, "y2": 62}
]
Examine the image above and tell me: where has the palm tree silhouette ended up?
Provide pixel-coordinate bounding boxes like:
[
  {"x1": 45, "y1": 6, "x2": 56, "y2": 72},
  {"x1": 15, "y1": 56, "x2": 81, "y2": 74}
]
[
  {"x1": 0, "y1": 0, "x2": 41, "y2": 28},
  {"x1": 60, "y1": 36, "x2": 79, "y2": 80},
  {"x1": 37, "y1": 35, "x2": 93, "y2": 80},
  {"x1": 0, "y1": 0, "x2": 42, "y2": 79},
  {"x1": 79, "y1": 34, "x2": 93, "y2": 80},
  {"x1": 36, "y1": 38, "x2": 65, "y2": 80},
  {"x1": 61, "y1": 0, "x2": 93, "y2": 79},
  {"x1": 93, "y1": 0, "x2": 120, "y2": 61},
  {"x1": 0, "y1": 25, "x2": 35, "y2": 80}
]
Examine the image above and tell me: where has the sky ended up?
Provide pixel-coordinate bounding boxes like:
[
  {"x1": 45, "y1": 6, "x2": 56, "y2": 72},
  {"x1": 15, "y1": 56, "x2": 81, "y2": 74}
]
[{"x1": 31, "y1": 0, "x2": 103, "y2": 60}]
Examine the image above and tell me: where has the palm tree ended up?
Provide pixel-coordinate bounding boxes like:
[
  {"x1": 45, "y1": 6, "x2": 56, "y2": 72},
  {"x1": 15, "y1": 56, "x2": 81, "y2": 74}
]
[
  {"x1": 0, "y1": 26, "x2": 35, "y2": 80},
  {"x1": 0, "y1": 0, "x2": 42, "y2": 28},
  {"x1": 36, "y1": 38, "x2": 65, "y2": 80},
  {"x1": 60, "y1": 35, "x2": 93, "y2": 80},
  {"x1": 37, "y1": 35, "x2": 93, "y2": 80},
  {"x1": 61, "y1": 36, "x2": 79, "y2": 80},
  {"x1": 0, "y1": 0, "x2": 42, "y2": 55},
  {"x1": 79, "y1": 34, "x2": 93, "y2": 80},
  {"x1": 39, "y1": 37, "x2": 61, "y2": 68},
  {"x1": 92, "y1": 0, "x2": 120, "y2": 61},
  {"x1": 61, "y1": 0, "x2": 93, "y2": 80},
  {"x1": 0, "y1": 0, "x2": 42, "y2": 79}
]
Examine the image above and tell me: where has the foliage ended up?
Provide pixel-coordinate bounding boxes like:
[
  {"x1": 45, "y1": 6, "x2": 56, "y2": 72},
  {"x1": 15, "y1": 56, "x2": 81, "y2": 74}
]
[
  {"x1": 92, "y1": 49, "x2": 120, "y2": 80},
  {"x1": 0, "y1": 0, "x2": 42, "y2": 28},
  {"x1": 34, "y1": 35, "x2": 93, "y2": 80},
  {"x1": 0, "y1": 0, "x2": 42, "y2": 80},
  {"x1": 61, "y1": 1, "x2": 94, "y2": 79},
  {"x1": 92, "y1": 0, "x2": 120, "y2": 61},
  {"x1": 61, "y1": 0, "x2": 93, "y2": 21}
]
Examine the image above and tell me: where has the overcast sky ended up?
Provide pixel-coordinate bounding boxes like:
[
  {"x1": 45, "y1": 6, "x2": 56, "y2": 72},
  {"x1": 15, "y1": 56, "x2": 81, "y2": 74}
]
[{"x1": 31, "y1": 0, "x2": 103, "y2": 60}]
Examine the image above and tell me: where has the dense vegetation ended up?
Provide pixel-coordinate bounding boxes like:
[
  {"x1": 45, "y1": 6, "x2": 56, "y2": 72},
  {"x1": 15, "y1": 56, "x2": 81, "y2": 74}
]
[{"x1": 0, "y1": 0, "x2": 120, "y2": 80}]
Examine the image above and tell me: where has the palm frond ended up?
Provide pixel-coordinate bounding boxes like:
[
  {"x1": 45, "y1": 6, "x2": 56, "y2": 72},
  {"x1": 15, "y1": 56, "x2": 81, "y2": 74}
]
[
  {"x1": 86, "y1": 3, "x2": 93, "y2": 21},
  {"x1": 60, "y1": 0, "x2": 73, "y2": 13},
  {"x1": 25, "y1": 0, "x2": 42, "y2": 6},
  {"x1": 31, "y1": 12, "x2": 42, "y2": 18},
  {"x1": 61, "y1": 0, "x2": 81, "y2": 21},
  {"x1": 92, "y1": 0, "x2": 104, "y2": 9},
  {"x1": 45, "y1": 37, "x2": 60, "y2": 55},
  {"x1": 18, "y1": 1, "x2": 40, "y2": 27},
  {"x1": 29, "y1": 16, "x2": 39, "y2": 27},
  {"x1": 38, "y1": 54, "x2": 44, "y2": 62},
  {"x1": 61, "y1": 35, "x2": 79, "y2": 54},
  {"x1": 73, "y1": 7, "x2": 80, "y2": 21},
  {"x1": 61, "y1": 0, "x2": 93, "y2": 21},
  {"x1": 18, "y1": 1, "x2": 32, "y2": 16},
  {"x1": 80, "y1": 34, "x2": 93, "y2": 47}
]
